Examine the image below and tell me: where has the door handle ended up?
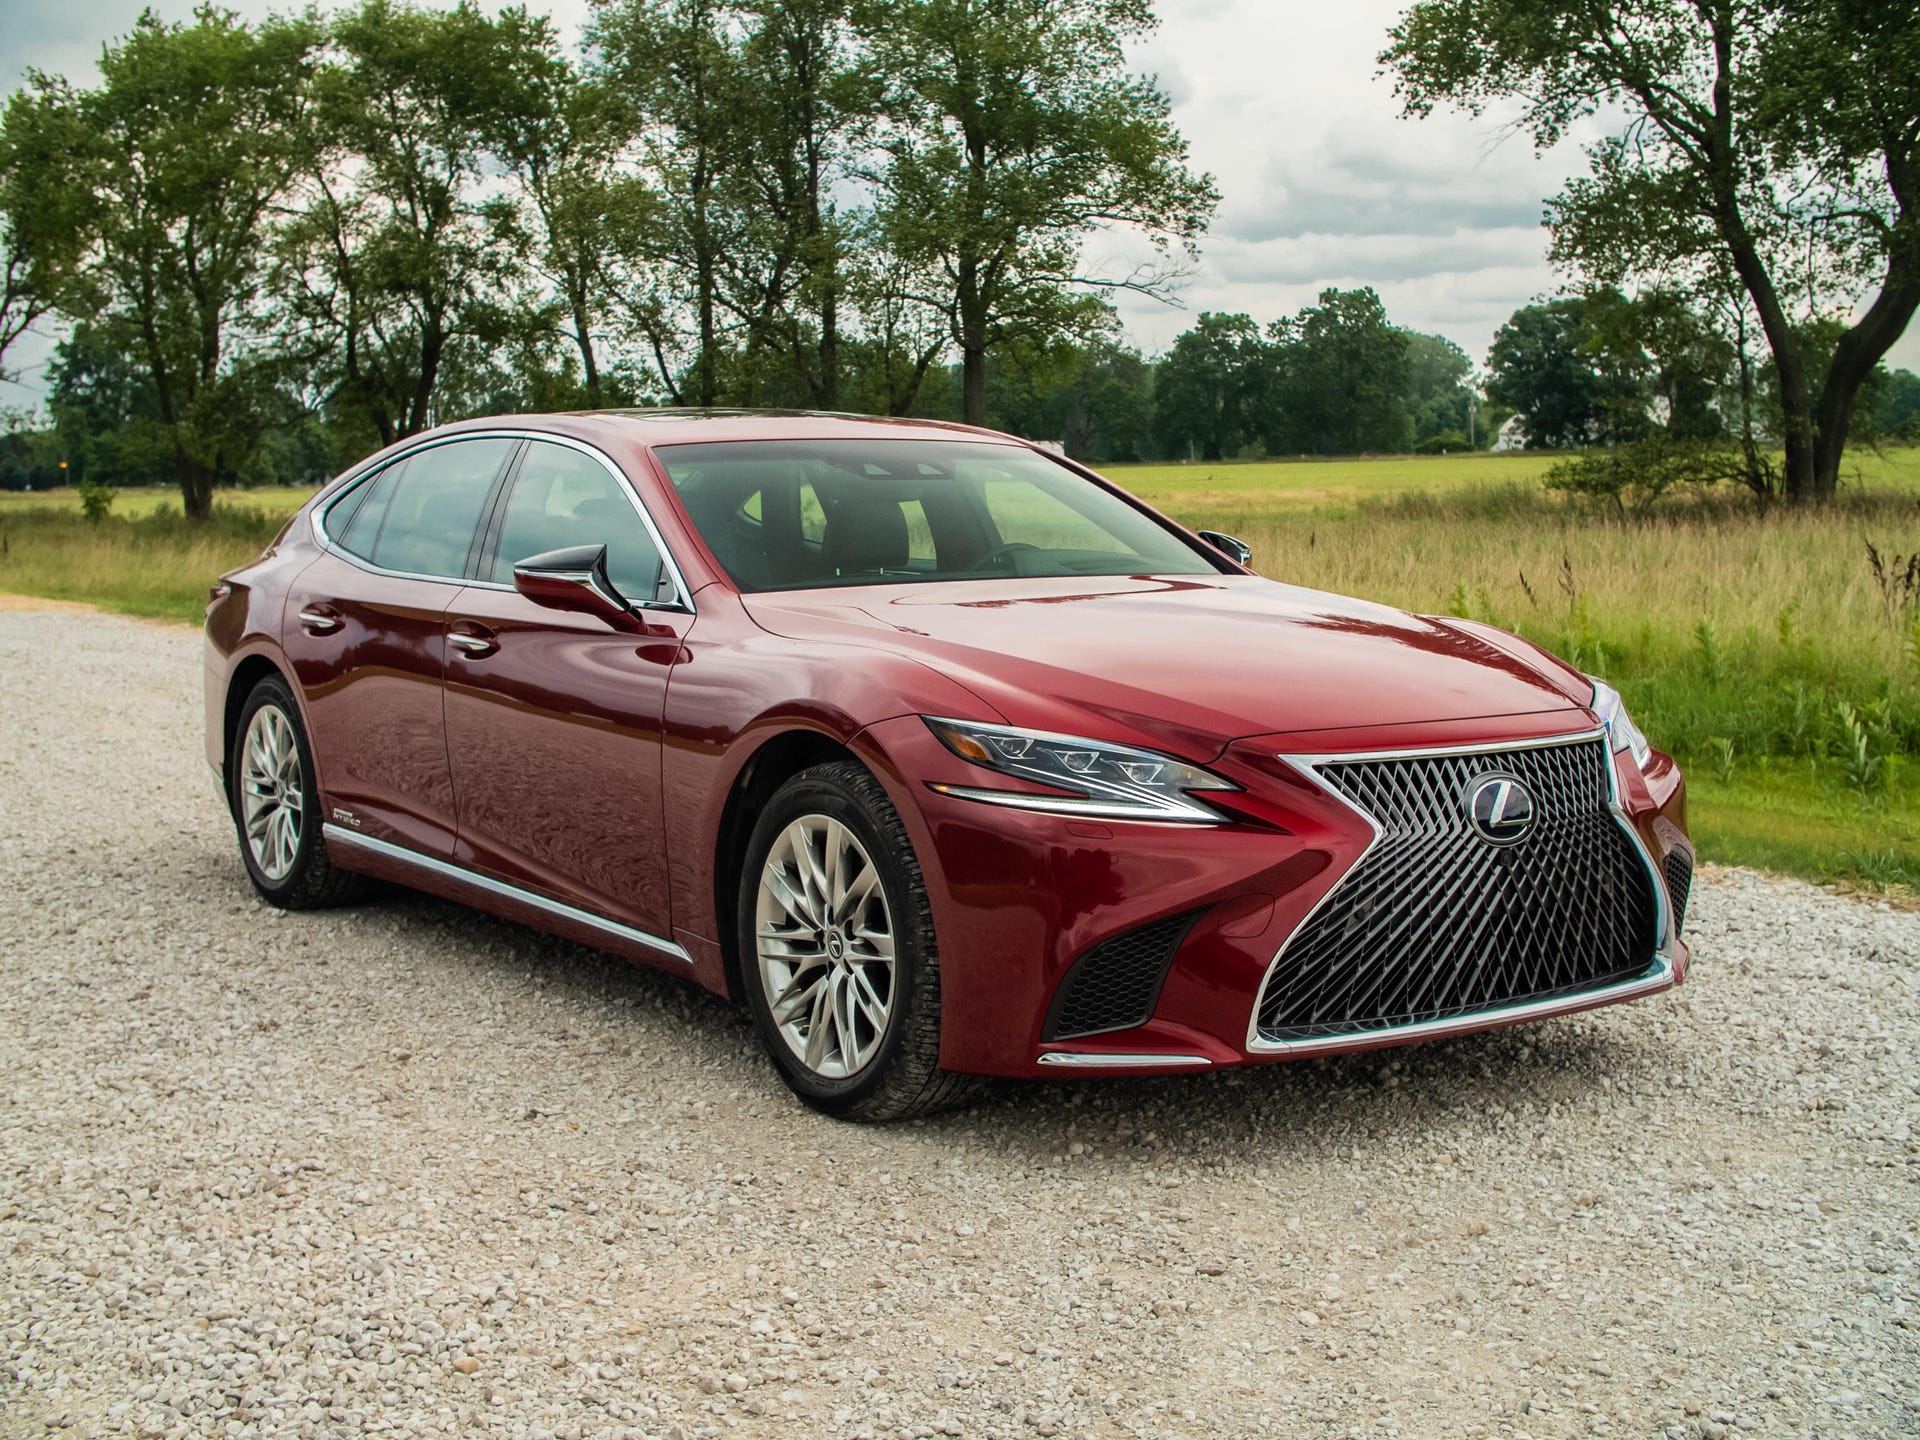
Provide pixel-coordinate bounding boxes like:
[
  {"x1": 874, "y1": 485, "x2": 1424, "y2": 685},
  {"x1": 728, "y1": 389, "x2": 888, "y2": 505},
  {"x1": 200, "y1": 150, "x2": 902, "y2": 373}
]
[
  {"x1": 448, "y1": 623, "x2": 498, "y2": 659},
  {"x1": 297, "y1": 605, "x2": 342, "y2": 634}
]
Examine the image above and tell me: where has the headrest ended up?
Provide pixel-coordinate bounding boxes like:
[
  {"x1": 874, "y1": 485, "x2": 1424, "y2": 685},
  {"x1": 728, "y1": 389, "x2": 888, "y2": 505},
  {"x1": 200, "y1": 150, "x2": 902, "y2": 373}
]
[{"x1": 821, "y1": 496, "x2": 909, "y2": 574}]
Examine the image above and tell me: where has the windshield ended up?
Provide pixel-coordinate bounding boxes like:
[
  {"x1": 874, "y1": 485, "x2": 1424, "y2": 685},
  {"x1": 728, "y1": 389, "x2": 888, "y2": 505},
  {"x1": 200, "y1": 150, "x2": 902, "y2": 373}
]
[{"x1": 656, "y1": 438, "x2": 1219, "y2": 592}]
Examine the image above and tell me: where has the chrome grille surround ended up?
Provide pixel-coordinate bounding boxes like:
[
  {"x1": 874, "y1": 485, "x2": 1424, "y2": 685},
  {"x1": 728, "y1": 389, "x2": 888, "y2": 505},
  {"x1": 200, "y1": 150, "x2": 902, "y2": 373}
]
[{"x1": 1246, "y1": 728, "x2": 1676, "y2": 1055}]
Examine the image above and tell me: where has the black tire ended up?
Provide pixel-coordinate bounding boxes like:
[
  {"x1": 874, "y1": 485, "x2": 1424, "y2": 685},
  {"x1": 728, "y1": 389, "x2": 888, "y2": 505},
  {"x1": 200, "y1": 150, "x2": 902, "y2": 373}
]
[
  {"x1": 736, "y1": 760, "x2": 978, "y2": 1122},
  {"x1": 229, "y1": 676, "x2": 366, "y2": 910}
]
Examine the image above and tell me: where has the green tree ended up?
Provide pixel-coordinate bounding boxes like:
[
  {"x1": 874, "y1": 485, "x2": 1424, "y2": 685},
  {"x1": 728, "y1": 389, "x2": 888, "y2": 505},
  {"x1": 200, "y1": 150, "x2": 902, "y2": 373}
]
[
  {"x1": 274, "y1": 0, "x2": 534, "y2": 448},
  {"x1": 593, "y1": 0, "x2": 752, "y2": 406},
  {"x1": 1383, "y1": 0, "x2": 1920, "y2": 502},
  {"x1": 0, "y1": 84, "x2": 89, "y2": 385},
  {"x1": 483, "y1": 18, "x2": 655, "y2": 409},
  {"x1": 45, "y1": 324, "x2": 180, "y2": 492},
  {"x1": 726, "y1": 0, "x2": 868, "y2": 406},
  {"x1": 1485, "y1": 298, "x2": 1649, "y2": 449},
  {"x1": 858, "y1": 0, "x2": 1216, "y2": 426},
  {"x1": 1153, "y1": 312, "x2": 1265, "y2": 461},
  {"x1": 1876, "y1": 368, "x2": 1920, "y2": 438},
  {"x1": 1276, "y1": 288, "x2": 1412, "y2": 455},
  {"x1": 34, "y1": 10, "x2": 315, "y2": 517},
  {"x1": 1402, "y1": 330, "x2": 1475, "y2": 447}
]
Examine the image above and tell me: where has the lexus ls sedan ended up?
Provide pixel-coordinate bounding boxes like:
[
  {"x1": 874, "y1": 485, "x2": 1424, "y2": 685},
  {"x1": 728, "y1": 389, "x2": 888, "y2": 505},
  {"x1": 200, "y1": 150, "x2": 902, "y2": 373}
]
[{"x1": 206, "y1": 411, "x2": 1693, "y2": 1120}]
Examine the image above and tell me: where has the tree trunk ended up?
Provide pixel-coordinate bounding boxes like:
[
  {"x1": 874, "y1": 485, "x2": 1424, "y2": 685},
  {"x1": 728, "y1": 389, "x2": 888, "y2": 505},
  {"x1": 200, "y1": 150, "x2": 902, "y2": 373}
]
[
  {"x1": 178, "y1": 451, "x2": 214, "y2": 521},
  {"x1": 958, "y1": 262, "x2": 987, "y2": 426},
  {"x1": 571, "y1": 276, "x2": 602, "y2": 409},
  {"x1": 1723, "y1": 229, "x2": 1818, "y2": 501},
  {"x1": 1811, "y1": 259, "x2": 1920, "y2": 498}
]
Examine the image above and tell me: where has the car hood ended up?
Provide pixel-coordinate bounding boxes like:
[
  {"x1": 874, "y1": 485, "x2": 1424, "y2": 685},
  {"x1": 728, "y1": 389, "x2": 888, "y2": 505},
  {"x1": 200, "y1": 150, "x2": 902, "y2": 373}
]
[{"x1": 741, "y1": 574, "x2": 1588, "y2": 761}]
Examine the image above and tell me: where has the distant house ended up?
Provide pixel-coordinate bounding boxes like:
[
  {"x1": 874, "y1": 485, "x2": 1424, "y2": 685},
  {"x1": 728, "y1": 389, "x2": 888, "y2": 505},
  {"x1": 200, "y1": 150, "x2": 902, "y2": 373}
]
[{"x1": 1489, "y1": 414, "x2": 1528, "y2": 453}]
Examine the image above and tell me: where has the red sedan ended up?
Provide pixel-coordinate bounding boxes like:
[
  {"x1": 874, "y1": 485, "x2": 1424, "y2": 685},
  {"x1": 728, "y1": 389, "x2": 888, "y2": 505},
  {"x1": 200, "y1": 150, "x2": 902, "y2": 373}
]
[{"x1": 205, "y1": 411, "x2": 1692, "y2": 1120}]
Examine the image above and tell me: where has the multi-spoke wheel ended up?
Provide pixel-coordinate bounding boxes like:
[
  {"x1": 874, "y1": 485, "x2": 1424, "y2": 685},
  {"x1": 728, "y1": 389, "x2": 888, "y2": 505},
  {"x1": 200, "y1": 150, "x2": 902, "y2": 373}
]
[
  {"x1": 228, "y1": 676, "x2": 364, "y2": 910},
  {"x1": 737, "y1": 761, "x2": 978, "y2": 1122},
  {"x1": 241, "y1": 704, "x2": 303, "y2": 882},
  {"x1": 756, "y1": 815, "x2": 897, "y2": 1079}
]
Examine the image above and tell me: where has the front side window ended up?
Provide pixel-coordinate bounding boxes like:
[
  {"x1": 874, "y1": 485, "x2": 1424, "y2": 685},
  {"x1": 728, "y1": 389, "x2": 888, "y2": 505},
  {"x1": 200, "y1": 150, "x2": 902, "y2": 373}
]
[
  {"x1": 332, "y1": 438, "x2": 516, "y2": 579},
  {"x1": 659, "y1": 439, "x2": 1214, "y2": 592},
  {"x1": 489, "y1": 442, "x2": 670, "y2": 603}
]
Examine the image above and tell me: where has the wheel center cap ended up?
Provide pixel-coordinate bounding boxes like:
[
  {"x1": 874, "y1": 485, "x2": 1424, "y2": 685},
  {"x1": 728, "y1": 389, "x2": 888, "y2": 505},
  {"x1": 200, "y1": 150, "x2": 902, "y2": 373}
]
[{"x1": 824, "y1": 928, "x2": 846, "y2": 962}]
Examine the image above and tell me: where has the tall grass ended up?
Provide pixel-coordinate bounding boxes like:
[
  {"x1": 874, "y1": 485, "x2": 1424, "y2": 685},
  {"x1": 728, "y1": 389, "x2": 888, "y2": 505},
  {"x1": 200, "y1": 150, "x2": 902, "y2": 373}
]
[
  {"x1": 1167, "y1": 484, "x2": 1920, "y2": 763},
  {"x1": 0, "y1": 501, "x2": 292, "y2": 620}
]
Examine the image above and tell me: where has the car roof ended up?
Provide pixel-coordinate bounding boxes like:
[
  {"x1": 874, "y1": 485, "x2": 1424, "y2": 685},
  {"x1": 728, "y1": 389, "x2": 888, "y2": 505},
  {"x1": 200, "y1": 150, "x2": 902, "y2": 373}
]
[{"x1": 431, "y1": 408, "x2": 1027, "y2": 449}]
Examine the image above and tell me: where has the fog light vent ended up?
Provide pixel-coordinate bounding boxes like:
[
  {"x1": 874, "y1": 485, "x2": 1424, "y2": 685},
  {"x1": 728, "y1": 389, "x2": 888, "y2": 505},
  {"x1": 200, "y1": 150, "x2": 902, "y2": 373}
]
[
  {"x1": 1664, "y1": 847, "x2": 1694, "y2": 936},
  {"x1": 1043, "y1": 910, "x2": 1202, "y2": 1041}
]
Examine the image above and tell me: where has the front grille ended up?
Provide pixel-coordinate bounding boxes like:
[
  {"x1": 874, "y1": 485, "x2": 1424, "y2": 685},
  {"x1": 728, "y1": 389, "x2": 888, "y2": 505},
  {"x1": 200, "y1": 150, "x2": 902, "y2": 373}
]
[
  {"x1": 1255, "y1": 736, "x2": 1659, "y2": 1043},
  {"x1": 1665, "y1": 847, "x2": 1694, "y2": 935},
  {"x1": 1045, "y1": 910, "x2": 1200, "y2": 1040}
]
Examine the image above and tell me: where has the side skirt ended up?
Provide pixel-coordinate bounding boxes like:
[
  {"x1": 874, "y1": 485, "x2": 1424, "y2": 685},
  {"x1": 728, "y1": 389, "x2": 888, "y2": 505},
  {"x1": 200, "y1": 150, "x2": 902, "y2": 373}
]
[{"x1": 321, "y1": 823, "x2": 692, "y2": 968}]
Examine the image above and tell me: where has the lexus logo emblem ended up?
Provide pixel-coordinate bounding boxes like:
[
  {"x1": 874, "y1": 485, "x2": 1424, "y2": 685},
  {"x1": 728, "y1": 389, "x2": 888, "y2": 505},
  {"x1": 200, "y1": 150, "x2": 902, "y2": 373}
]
[{"x1": 1466, "y1": 772, "x2": 1535, "y2": 845}]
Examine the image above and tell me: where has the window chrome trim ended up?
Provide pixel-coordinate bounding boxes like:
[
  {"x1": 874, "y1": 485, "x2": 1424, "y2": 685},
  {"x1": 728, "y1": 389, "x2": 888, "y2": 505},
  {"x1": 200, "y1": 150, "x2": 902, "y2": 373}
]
[
  {"x1": 311, "y1": 429, "x2": 696, "y2": 613},
  {"x1": 1243, "y1": 726, "x2": 1675, "y2": 1055},
  {"x1": 1035, "y1": 1051, "x2": 1213, "y2": 1069},
  {"x1": 321, "y1": 824, "x2": 691, "y2": 965}
]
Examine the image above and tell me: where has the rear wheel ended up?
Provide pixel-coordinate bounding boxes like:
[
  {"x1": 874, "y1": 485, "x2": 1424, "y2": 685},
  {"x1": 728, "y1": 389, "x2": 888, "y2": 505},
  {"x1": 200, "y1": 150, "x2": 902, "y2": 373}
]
[
  {"x1": 230, "y1": 676, "x2": 364, "y2": 910},
  {"x1": 738, "y1": 761, "x2": 977, "y2": 1121}
]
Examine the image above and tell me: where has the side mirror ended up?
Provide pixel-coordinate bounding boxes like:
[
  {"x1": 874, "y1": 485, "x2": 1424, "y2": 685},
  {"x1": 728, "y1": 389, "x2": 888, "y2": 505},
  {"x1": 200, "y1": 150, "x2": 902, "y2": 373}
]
[
  {"x1": 1198, "y1": 530, "x2": 1253, "y2": 568},
  {"x1": 511, "y1": 544, "x2": 639, "y2": 629}
]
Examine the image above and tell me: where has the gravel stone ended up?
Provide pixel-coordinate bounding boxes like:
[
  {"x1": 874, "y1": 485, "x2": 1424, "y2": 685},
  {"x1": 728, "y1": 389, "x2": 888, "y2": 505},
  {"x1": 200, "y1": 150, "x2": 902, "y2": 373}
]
[{"x1": 1, "y1": 608, "x2": 1917, "y2": 1438}]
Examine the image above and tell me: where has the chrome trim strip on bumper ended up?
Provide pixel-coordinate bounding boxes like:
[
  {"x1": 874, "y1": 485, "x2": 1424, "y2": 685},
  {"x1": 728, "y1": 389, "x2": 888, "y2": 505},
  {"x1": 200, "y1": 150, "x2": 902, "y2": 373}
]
[
  {"x1": 1247, "y1": 954, "x2": 1676, "y2": 1056},
  {"x1": 321, "y1": 824, "x2": 692, "y2": 965},
  {"x1": 1036, "y1": 1051, "x2": 1213, "y2": 1069},
  {"x1": 1245, "y1": 726, "x2": 1673, "y2": 1055}
]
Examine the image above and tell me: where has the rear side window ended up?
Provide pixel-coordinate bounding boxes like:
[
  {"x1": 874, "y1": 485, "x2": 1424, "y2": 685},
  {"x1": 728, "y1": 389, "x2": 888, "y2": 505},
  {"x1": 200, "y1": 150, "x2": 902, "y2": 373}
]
[
  {"x1": 335, "y1": 439, "x2": 516, "y2": 579},
  {"x1": 489, "y1": 442, "x2": 669, "y2": 603},
  {"x1": 333, "y1": 461, "x2": 404, "y2": 558}
]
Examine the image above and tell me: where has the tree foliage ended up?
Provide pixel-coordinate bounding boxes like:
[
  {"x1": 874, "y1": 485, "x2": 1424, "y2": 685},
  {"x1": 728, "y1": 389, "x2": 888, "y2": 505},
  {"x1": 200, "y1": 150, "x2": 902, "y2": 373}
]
[
  {"x1": 1383, "y1": 0, "x2": 1920, "y2": 502},
  {"x1": 860, "y1": 0, "x2": 1216, "y2": 424}
]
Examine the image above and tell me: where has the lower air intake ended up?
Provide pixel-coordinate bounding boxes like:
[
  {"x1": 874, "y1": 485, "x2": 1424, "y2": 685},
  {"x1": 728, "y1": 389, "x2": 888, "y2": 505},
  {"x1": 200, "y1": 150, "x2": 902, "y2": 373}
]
[
  {"x1": 1664, "y1": 847, "x2": 1694, "y2": 935},
  {"x1": 1255, "y1": 736, "x2": 1659, "y2": 1044},
  {"x1": 1045, "y1": 910, "x2": 1201, "y2": 1041}
]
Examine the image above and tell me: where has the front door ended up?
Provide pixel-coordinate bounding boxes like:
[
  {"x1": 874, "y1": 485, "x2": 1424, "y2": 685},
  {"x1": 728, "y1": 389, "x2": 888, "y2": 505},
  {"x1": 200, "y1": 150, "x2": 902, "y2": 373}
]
[
  {"x1": 286, "y1": 436, "x2": 519, "y2": 856},
  {"x1": 443, "y1": 438, "x2": 691, "y2": 938}
]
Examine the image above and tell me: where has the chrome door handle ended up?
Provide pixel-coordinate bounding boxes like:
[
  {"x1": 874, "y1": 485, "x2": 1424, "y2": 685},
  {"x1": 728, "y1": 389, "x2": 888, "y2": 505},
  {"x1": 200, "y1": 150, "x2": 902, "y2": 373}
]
[
  {"x1": 297, "y1": 607, "x2": 342, "y2": 634},
  {"x1": 449, "y1": 632, "x2": 498, "y2": 658}
]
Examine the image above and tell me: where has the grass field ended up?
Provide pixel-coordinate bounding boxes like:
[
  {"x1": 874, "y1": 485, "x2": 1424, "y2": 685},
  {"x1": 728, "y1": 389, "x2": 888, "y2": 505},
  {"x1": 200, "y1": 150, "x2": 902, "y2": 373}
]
[{"x1": 4, "y1": 448, "x2": 1917, "y2": 890}]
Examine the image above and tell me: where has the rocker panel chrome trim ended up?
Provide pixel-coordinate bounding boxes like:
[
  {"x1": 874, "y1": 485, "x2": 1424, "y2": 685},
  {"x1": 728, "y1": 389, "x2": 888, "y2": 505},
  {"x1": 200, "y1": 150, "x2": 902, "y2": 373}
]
[{"x1": 321, "y1": 824, "x2": 691, "y2": 964}]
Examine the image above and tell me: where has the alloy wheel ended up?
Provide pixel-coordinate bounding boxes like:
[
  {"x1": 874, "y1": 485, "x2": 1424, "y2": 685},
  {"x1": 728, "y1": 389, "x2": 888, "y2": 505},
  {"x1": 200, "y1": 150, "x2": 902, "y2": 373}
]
[
  {"x1": 240, "y1": 704, "x2": 303, "y2": 882},
  {"x1": 754, "y1": 815, "x2": 896, "y2": 1080}
]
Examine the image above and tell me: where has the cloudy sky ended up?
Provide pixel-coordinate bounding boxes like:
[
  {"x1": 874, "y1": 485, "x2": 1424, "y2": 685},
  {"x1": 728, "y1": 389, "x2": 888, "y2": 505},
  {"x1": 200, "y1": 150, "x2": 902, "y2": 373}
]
[{"x1": 4, "y1": 0, "x2": 1916, "y2": 404}]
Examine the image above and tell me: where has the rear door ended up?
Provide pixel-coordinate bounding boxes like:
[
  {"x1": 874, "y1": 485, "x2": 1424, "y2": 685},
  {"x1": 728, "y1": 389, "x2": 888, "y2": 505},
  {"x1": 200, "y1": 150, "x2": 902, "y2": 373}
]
[
  {"x1": 442, "y1": 438, "x2": 693, "y2": 939},
  {"x1": 286, "y1": 436, "x2": 520, "y2": 856}
]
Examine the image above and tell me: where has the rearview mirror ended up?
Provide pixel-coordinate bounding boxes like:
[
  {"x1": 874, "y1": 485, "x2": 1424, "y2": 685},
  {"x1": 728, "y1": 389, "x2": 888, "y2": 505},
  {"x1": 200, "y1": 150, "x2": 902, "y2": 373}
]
[
  {"x1": 1198, "y1": 530, "x2": 1253, "y2": 568},
  {"x1": 511, "y1": 544, "x2": 639, "y2": 630}
]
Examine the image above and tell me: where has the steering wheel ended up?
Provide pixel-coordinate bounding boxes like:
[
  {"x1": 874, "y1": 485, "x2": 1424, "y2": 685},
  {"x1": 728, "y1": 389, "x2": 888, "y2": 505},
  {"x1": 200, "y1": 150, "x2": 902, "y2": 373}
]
[{"x1": 971, "y1": 541, "x2": 1041, "y2": 572}]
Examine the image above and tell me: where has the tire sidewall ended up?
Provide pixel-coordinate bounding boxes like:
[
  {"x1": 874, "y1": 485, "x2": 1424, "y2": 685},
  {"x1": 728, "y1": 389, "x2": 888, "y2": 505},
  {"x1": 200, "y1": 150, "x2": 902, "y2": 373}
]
[
  {"x1": 230, "y1": 678, "x2": 321, "y2": 902},
  {"x1": 737, "y1": 768, "x2": 928, "y2": 1111}
]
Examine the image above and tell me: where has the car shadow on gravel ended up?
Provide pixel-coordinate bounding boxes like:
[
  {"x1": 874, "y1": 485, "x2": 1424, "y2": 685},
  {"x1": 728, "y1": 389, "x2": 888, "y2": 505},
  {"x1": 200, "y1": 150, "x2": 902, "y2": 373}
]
[{"x1": 329, "y1": 876, "x2": 1661, "y2": 1168}]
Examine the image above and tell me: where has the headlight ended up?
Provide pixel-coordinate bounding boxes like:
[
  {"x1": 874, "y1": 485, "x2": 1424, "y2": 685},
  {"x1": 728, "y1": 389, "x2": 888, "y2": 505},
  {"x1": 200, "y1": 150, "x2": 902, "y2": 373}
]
[
  {"x1": 923, "y1": 716, "x2": 1238, "y2": 823},
  {"x1": 1589, "y1": 678, "x2": 1651, "y2": 769}
]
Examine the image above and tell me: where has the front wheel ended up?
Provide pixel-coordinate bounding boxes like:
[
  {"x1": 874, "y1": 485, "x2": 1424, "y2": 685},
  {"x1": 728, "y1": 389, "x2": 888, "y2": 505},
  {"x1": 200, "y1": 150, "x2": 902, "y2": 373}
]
[
  {"x1": 737, "y1": 761, "x2": 976, "y2": 1122},
  {"x1": 229, "y1": 676, "x2": 365, "y2": 910}
]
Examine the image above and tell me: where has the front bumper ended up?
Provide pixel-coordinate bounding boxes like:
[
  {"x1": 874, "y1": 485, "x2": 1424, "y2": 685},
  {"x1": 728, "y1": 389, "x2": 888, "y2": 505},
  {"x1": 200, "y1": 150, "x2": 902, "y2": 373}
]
[{"x1": 859, "y1": 713, "x2": 1692, "y2": 1079}]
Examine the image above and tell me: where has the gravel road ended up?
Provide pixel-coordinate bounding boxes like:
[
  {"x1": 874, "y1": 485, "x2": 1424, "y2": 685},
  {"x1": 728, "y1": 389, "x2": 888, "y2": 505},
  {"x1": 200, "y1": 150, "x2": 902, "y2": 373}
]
[{"x1": 1, "y1": 606, "x2": 1916, "y2": 1440}]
